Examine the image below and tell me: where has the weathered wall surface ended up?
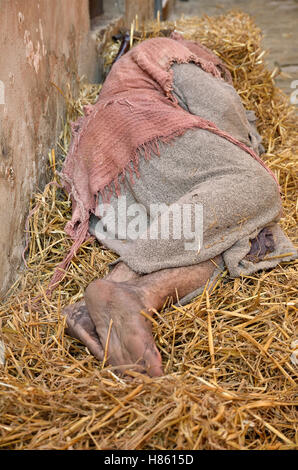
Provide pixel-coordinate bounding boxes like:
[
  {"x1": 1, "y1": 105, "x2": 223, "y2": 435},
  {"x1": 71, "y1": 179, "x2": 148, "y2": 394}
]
[{"x1": 0, "y1": 0, "x2": 98, "y2": 297}]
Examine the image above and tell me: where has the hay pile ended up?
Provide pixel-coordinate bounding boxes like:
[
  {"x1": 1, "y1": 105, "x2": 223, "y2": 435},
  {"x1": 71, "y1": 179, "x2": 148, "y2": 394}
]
[{"x1": 0, "y1": 12, "x2": 297, "y2": 450}]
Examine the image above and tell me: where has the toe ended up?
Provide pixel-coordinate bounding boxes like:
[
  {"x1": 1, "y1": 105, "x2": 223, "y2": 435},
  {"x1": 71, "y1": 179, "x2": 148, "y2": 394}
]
[
  {"x1": 63, "y1": 301, "x2": 104, "y2": 361},
  {"x1": 143, "y1": 343, "x2": 163, "y2": 377},
  {"x1": 127, "y1": 334, "x2": 163, "y2": 377}
]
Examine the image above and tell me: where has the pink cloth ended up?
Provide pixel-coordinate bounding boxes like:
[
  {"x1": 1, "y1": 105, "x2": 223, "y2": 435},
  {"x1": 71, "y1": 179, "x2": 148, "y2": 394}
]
[
  {"x1": 49, "y1": 34, "x2": 278, "y2": 292},
  {"x1": 61, "y1": 34, "x2": 233, "y2": 242}
]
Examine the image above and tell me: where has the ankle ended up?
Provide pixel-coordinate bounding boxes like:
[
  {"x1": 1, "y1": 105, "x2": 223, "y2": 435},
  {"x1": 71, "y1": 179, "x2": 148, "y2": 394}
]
[{"x1": 127, "y1": 280, "x2": 161, "y2": 312}]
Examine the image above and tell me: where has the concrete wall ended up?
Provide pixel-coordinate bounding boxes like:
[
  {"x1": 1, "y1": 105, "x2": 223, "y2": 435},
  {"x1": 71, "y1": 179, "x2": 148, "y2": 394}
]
[{"x1": 0, "y1": 0, "x2": 98, "y2": 297}]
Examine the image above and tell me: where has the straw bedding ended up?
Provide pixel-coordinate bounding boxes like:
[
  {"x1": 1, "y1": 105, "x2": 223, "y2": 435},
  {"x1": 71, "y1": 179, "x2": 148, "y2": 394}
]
[{"x1": 0, "y1": 12, "x2": 297, "y2": 450}]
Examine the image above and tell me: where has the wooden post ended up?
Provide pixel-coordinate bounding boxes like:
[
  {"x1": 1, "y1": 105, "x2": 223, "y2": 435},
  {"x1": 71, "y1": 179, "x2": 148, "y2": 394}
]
[
  {"x1": 162, "y1": 0, "x2": 175, "y2": 20},
  {"x1": 156, "y1": 0, "x2": 176, "y2": 20},
  {"x1": 89, "y1": 0, "x2": 104, "y2": 20},
  {"x1": 125, "y1": 0, "x2": 154, "y2": 28}
]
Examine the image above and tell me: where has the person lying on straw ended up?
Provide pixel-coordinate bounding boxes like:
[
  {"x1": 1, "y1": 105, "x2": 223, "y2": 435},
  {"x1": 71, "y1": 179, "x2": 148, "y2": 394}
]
[{"x1": 60, "y1": 33, "x2": 296, "y2": 377}]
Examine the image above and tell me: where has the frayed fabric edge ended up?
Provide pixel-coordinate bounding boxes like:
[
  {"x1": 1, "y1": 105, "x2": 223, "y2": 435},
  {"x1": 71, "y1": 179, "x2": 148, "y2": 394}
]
[{"x1": 48, "y1": 117, "x2": 280, "y2": 295}]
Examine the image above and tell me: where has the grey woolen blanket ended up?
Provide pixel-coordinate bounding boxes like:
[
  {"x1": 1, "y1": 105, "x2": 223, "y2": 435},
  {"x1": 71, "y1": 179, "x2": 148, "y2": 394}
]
[{"x1": 89, "y1": 63, "x2": 296, "y2": 277}]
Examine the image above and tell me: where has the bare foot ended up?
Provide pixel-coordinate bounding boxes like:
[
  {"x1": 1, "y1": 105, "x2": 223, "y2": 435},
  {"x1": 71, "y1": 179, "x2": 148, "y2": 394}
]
[
  {"x1": 85, "y1": 280, "x2": 163, "y2": 377},
  {"x1": 64, "y1": 258, "x2": 220, "y2": 376},
  {"x1": 63, "y1": 300, "x2": 104, "y2": 361},
  {"x1": 63, "y1": 262, "x2": 139, "y2": 361}
]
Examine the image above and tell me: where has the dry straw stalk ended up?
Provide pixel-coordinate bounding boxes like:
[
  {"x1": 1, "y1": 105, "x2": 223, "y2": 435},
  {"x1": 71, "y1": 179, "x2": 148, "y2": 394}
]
[{"x1": 0, "y1": 12, "x2": 297, "y2": 450}]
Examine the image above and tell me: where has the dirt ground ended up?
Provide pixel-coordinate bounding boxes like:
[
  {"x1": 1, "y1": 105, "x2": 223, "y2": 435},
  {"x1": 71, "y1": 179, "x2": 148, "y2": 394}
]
[
  {"x1": 105, "y1": 0, "x2": 298, "y2": 98},
  {"x1": 171, "y1": 0, "x2": 298, "y2": 98}
]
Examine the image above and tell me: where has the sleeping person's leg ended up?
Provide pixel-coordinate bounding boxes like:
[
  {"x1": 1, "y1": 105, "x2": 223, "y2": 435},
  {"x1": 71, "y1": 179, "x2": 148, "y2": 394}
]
[
  {"x1": 84, "y1": 256, "x2": 222, "y2": 376},
  {"x1": 64, "y1": 163, "x2": 280, "y2": 374},
  {"x1": 63, "y1": 261, "x2": 139, "y2": 360}
]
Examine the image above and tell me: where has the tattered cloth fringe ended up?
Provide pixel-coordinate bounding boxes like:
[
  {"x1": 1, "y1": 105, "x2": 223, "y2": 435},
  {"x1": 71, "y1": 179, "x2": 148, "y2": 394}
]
[
  {"x1": 48, "y1": 125, "x2": 278, "y2": 295},
  {"x1": 47, "y1": 219, "x2": 90, "y2": 294},
  {"x1": 47, "y1": 35, "x2": 279, "y2": 294}
]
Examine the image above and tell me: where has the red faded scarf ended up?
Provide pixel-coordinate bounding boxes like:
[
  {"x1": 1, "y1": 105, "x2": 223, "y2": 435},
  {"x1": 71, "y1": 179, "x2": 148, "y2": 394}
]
[{"x1": 49, "y1": 33, "x2": 278, "y2": 291}]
